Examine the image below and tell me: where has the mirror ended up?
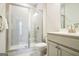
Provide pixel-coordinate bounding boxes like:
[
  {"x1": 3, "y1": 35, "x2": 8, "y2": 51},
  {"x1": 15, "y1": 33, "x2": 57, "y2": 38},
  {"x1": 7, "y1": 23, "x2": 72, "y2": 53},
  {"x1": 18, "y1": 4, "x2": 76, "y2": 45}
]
[{"x1": 61, "y1": 3, "x2": 79, "y2": 28}]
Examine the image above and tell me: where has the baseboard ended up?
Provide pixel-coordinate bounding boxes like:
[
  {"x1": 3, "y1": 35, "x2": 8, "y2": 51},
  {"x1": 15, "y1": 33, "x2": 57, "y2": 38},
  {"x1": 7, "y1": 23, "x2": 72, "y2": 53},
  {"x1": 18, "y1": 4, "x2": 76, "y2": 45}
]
[{"x1": 0, "y1": 53, "x2": 8, "y2": 56}]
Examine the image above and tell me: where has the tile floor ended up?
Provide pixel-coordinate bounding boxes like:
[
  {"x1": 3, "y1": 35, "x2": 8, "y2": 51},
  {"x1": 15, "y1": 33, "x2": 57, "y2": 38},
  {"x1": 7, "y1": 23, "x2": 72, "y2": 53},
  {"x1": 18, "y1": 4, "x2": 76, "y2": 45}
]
[{"x1": 8, "y1": 48, "x2": 43, "y2": 56}]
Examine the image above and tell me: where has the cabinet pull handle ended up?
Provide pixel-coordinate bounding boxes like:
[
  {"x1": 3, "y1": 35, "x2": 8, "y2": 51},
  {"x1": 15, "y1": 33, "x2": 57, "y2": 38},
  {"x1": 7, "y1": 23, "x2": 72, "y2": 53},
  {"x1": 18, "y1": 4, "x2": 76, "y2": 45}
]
[
  {"x1": 56, "y1": 46, "x2": 58, "y2": 48},
  {"x1": 56, "y1": 46, "x2": 60, "y2": 49}
]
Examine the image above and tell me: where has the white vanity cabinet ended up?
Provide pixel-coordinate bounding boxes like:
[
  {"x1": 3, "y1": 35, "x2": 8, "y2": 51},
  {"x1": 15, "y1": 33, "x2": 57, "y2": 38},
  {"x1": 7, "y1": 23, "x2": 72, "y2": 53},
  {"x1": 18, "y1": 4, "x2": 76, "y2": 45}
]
[
  {"x1": 47, "y1": 41, "x2": 74, "y2": 56},
  {"x1": 47, "y1": 32, "x2": 79, "y2": 56},
  {"x1": 59, "y1": 45, "x2": 78, "y2": 56},
  {"x1": 47, "y1": 41, "x2": 58, "y2": 56}
]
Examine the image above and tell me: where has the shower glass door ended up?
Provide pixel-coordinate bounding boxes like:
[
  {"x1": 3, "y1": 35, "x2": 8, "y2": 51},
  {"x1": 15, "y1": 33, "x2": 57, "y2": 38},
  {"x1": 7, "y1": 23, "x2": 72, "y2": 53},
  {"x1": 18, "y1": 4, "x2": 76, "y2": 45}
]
[
  {"x1": 29, "y1": 9, "x2": 43, "y2": 47},
  {"x1": 8, "y1": 4, "x2": 29, "y2": 50}
]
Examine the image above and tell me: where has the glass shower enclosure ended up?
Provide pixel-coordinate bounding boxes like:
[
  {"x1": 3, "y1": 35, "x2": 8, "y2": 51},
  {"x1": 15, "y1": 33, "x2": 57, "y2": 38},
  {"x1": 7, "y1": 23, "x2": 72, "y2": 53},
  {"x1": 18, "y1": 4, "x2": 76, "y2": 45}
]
[
  {"x1": 29, "y1": 9, "x2": 43, "y2": 47},
  {"x1": 8, "y1": 4, "x2": 29, "y2": 50},
  {"x1": 8, "y1": 4, "x2": 43, "y2": 50}
]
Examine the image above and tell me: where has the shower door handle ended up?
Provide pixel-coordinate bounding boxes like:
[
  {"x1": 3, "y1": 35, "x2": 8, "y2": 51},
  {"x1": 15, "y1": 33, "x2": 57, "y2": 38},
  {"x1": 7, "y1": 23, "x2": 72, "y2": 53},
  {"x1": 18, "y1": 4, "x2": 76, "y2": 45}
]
[
  {"x1": 28, "y1": 32, "x2": 30, "y2": 48},
  {"x1": 28, "y1": 32, "x2": 30, "y2": 39}
]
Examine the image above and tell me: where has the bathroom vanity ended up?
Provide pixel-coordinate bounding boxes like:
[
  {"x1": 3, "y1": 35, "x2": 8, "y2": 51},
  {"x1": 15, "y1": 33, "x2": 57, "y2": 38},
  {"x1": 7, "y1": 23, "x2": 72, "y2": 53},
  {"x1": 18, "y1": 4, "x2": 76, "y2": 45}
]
[{"x1": 47, "y1": 32, "x2": 79, "y2": 56}]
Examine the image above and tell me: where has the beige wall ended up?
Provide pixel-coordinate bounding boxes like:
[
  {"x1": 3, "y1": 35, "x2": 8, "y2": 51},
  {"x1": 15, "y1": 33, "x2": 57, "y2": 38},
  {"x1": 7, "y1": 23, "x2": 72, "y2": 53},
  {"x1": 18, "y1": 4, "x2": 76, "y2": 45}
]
[
  {"x1": 0, "y1": 4, "x2": 6, "y2": 53},
  {"x1": 42, "y1": 4, "x2": 47, "y2": 41},
  {"x1": 46, "y1": 3, "x2": 61, "y2": 32}
]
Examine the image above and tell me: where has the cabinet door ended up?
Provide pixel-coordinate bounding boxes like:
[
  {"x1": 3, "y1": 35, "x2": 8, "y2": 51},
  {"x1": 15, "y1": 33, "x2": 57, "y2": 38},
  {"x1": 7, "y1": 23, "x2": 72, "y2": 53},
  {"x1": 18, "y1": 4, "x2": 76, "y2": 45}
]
[
  {"x1": 47, "y1": 41, "x2": 58, "y2": 56},
  {"x1": 61, "y1": 50, "x2": 73, "y2": 56},
  {"x1": 59, "y1": 46, "x2": 79, "y2": 56}
]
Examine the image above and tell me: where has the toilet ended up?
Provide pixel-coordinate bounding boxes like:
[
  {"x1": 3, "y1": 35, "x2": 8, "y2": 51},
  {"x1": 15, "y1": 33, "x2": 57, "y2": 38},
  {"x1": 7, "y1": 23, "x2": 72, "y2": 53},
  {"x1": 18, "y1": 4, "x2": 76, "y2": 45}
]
[{"x1": 34, "y1": 43, "x2": 47, "y2": 56}]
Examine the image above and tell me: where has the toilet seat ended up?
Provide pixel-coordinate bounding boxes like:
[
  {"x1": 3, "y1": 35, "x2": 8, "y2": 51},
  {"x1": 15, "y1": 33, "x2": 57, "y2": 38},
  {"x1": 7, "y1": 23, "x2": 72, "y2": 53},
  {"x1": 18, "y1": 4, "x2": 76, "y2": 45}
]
[{"x1": 35, "y1": 43, "x2": 47, "y2": 48}]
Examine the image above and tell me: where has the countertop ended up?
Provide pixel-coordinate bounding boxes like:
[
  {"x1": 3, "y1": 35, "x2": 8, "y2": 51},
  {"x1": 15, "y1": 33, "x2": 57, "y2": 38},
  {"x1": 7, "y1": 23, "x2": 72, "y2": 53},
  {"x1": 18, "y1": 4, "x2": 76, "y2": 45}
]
[{"x1": 48, "y1": 32, "x2": 79, "y2": 38}]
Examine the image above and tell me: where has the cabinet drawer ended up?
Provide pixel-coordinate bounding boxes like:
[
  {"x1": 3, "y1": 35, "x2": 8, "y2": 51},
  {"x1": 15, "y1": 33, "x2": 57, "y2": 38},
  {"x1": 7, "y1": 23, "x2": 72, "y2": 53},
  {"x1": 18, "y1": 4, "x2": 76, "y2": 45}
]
[
  {"x1": 47, "y1": 34, "x2": 79, "y2": 51},
  {"x1": 59, "y1": 45, "x2": 79, "y2": 56}
]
